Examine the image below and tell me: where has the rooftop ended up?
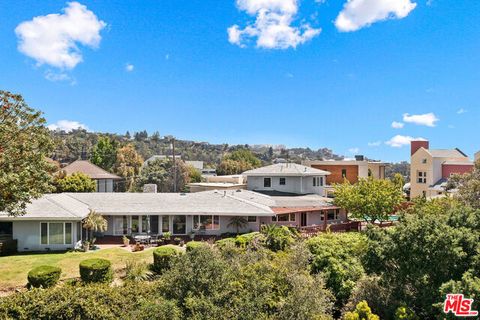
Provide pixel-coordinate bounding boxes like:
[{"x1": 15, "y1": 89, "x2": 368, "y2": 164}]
[
  {"x1": 61, "y1": 160, "x2": 121, "y2": 180},
  {"x1": 243, "y1": 163, "x2": 330, "y2": 177},
  {"x1": 427, "y1": 148, "x2": 469, "y2": 158}
]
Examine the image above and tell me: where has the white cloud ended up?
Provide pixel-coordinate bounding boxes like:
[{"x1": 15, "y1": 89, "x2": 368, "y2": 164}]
[
  {"x1": 125, "y1": 63, "x2": 134, "y2": 72},
  {"x1": 349, "y1": 147, "x2": 360, "y2": 154},
  {"x1": 15, "y1": 2, "x2": 106, "y2": 70},
  {"x1": 385, "y1": 135, "x2": 424, "y2": 148},
  {"x1": 44, "y1": 70, "x2": 74, "y2": 83},
  {"x1": 48, "y1": 120, "x2": 89, "y2": 132},
  {"x1": 403, "y1": 112, "x2": 439, "y2": 127},
  {"x1": 368, "y1": 141, "x2": 382, "y2": 147},
  {"x1": 228, "y1": 0, "x2": 321, "y2": 49},
  {"x1": 335, "y1": 0, "x2": 417, "y2": 32},
  {"x1": 457, "y1": 108, "x2": 467, "y2": 114},
  {"x1": 391, "y1": 121, "x2": 404, "y2": 129}
]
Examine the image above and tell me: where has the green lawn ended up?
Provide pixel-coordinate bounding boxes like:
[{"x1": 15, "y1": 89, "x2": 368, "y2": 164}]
[{"x1": 0, "y1": 247, "x2": 160, "y2": 291}]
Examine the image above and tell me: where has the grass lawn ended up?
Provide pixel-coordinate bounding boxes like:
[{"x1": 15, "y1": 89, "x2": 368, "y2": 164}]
[{"x1": 0, "y1": 246, "x2": 169, "y2": 291}]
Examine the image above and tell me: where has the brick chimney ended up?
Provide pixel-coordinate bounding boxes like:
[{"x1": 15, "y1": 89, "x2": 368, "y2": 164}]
[{"x1": 411, "y1": 140, "x2": 429, "y2": 156}]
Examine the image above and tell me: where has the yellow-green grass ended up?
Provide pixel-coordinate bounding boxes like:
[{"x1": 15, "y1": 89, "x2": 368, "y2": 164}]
[{"x1": 0, "y1": 247, "x2": 164, "y2": 291}]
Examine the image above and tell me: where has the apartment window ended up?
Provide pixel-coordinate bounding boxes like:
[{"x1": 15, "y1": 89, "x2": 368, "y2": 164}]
[
  {"x1": 279, "y1": 177, "x2": 286, "y2": 186},
  {"x1": 342, "y1": 169, "x2": 347, "y2": 178},
  {"x1": 422, "y1": 159, "x2": 427, "y2": 164},
  {"x1": 247, "y1": 216, "x2": 257, "y2": 223},
  {"x1": 417, "y1": 171, "x2": 427, "y2": 184},
  {"x1": 193, "y1": 215, "x2": 220, "y2": 230},
  {"x1": 264, "y1": 177, "x2": 272, "y2": 188},
  {"x1": 40, "y1": 222, "x2": 73, "y2": 245}
]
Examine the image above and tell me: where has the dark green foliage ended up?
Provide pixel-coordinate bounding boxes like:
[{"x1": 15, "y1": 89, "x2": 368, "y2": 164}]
[
  {"x1": 307, "y1": 233, "x2": 367, "y2": 313},
  {"x1": 0, "y1": 282, "x2": 181, "y2": 320},
  {"x1": 261, "y1": 225, "x2": 296, "y2": 252},
  {"x1": 27, "y1": 265, "x2": 61, "y2": 288},
  {"x1": 79, "y1": 259, "x2": 113, "y2": 284},
  {"x1": 185, "y1": 241, "x2": 208, "y2": 252},
  {"x1": 153, "y1": 246, "x2": 181, "y2": 273},
  {"x1": 0, "y1": 90, "x2": 54, "y2": 216},
  {"x1": 91, "y1": 136, "x2": 117, "y2": 171}
]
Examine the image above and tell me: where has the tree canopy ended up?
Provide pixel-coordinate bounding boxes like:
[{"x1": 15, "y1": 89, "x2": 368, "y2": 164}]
[
  {"x1": 91, "y1": 136, "x2": 117, "y2": 171},
  {"x1": 53, "y1": 172, "x2": 96, "y2": 193},
  {"x1": 216, "y1": 149, "x2": 262, "y2": 175},
  {"x1": 334, "y1": 177, "x2": 404, "y2": 223},
  {"x1": 135, "y1": 158, "x2": 189, "y2": 192},
  {"x1": 0, "y1": 91, "x2": 54, "y2": 216},
  {"x1": 114, "y1": 144, "x2": 143, "y2": 191}
]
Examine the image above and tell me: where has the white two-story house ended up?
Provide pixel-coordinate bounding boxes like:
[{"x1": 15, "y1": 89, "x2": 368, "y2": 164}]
[{"x1": 243, "y1": 163, "x2": 330, "y2": 196}]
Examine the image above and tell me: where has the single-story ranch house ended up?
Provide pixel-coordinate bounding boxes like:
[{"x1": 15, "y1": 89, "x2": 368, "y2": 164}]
[{"x1": 0, "y1": 189, "x2": 349, "y2": 252}]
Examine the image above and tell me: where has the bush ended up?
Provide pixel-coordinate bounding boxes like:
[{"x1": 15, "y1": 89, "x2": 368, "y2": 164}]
[
  {"x1": 215, "y1": 237, "x2": 236, "y2": 248},
  {"x1": 186, "y1": 241, "x2": 207, "y2": 252},
  {"x1": 79, "y1": 258, "x2": 113, "y2": 283},
  {"x1": 124, "y1": 259, "x2": 153, "y2": 282},
  {"x1": 153, "y1": 246, "x2": 181, "y2": 273},
  {"x1": 261, "y1": 225, "x2": 295, "y2": 251},
  {"x1": 235, "y1": 232, "x2": 264, "y2": 248},
  {"x1": 27, "y1": 265, "x2": 61, "y2": 288}
]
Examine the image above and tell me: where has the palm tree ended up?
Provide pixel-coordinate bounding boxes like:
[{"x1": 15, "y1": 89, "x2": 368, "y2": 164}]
[
  {"x1": 227, "y1": 216, "x2": 248, "y2": 235},
  {"x1": 82, "y1": 209, "x2": 108, "y2": 241}
]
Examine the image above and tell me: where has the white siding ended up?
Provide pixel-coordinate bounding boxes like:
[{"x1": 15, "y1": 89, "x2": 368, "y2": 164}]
[{"x1": 247, "y1": 176, "x2": 326, "y2": 195}]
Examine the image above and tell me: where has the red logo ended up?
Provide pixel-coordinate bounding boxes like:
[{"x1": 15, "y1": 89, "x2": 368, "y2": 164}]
[{"x1": 443, "y1": 294, "x2": 478, "y2": 317}]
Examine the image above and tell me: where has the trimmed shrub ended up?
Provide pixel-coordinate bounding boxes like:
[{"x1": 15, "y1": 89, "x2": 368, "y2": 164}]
[
  {"x1": 153, "y1": 246, "x2": 181, "y2": 273},
  {"x1": 215, "y1": 237, "x2": 236, "y2": 248},
  {"x1": 27, "y1": 265, "x2": 61, "y2": 288},
  {"x1": 185, "y1": 241, "x2": 207, "y2": 252},
  {"x1": 79, "y1": 258, "x2": 113, "y2": 283}
]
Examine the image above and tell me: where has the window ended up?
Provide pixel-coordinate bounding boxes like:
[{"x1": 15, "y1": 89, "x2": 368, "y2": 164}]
[
  {"x1": 289, "y1": 213, "x2": 296, "y2": 222},
  {"x1": 313, "y1": 177, "x2": 324, "y2": 187},
  {"x1": 342, "y1": 169, "x2": 347, "y2": 178},
  {"x1": 276, "y1": 214, "x2": 295, "y2": 222},
  {"x1": 150, "y1": 216, "x2": 159, "y2": 234},
  {"x1": 264, "y1": 177, "x2": 271, "y2": 188},
  {"x1": 271, "y1": 215, "x2": 277, "y2": 222},
  {"x1": 279, "y1": 177, "x2": 286, "y2": 185},
  {"x1": 417, "y1": 171, "x2": 427, "y2": 184},
  {"x1": 131, "y1": 216, "x2": 139, "y2": 233},
  {"x1": 247, "y1": 216, "x2": 257, "y2": 222},
  {"x1": 422, "y1": 158, "x2": 427, "y2": 164},
  {"x1": 193, "y1": 215, "x2": 220, "y2": 230},
  {"x1": 327, "y1": 209, "x2": 339, "y2": 221},
  {"x1": 40, "y1": 222, "x2": 73, "y2": 245},
  {"x1": 161, "y1": 216, "x2": 170, "y2": 233},
  {"x1": 142, "y1": 215, "x2": 149, "y2": 233}
]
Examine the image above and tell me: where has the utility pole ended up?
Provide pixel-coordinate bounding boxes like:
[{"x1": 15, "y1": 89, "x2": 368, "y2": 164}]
[{"x1": 171, "y1": 138, "x2": 177, "y2": 192}]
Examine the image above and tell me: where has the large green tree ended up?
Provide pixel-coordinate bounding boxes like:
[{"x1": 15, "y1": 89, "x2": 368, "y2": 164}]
[
  {"x1": 448, "y1": 160, "x2": 480, "y2": 209},
  {"x1": 216, "y1": 148, "x2": 261, "y2": 175},
  {"x1": 334, "y1": 177, "x2": 404, "y2": 223},
  {"x1": 53, "y1": 172, "x2": 96, "y2": 193},
  {"x1": 114, "y1": 144, "x2": 143, "y2": 191},
  {"x1": 135, "y1": 158, "x2": 189, "y2": 193},
  {"x1": 91, "y1": 136, "x2": 117, "y2": 171},
  {"x1": 0, "y1": 91, "x2": 54, "y2": 216}
]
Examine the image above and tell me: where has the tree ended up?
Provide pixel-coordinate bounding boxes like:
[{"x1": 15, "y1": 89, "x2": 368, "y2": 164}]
[
  {"x1": 227, "y1": 216, "x2": 248, "y2": 235},
  {"x1": 114, "y1": 144, "x2": 143, "y2": 191},
  {"x1": 83, "y1": 209, "x2": 108, "y2": 241},
  {"x1": 186, "y1": 165, "x2": 202, "y2": 183},
  {"x1": 0, "y1": 91, "x2": 54, "y2": 216},
  {"x1": 343, "y1": 301, "x2": 380, "y2": 320},
  {"x1": 448, "y1": 160, "x2": 480, "y2": 209},
  {"x1": 216, "y1": 149, "x2": 262, "y2": 175},
  {"x1": 391, "y1": 173, "x2": 405, "y2": 191},
  {"x1": 333, "y1": 177, "x2": 404, "y2": 223},
  {"x1": 91, "y1": 136, "x2": 117, "y2": 171},
  {"x1": 54, "y1": 172, "x2": 96, "y2": 192},
  {"x1": 135, "y1": 158, "x2": 189, "y2": 193}
]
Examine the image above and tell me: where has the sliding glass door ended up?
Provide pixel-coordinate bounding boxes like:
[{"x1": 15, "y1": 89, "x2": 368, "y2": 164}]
[{"x1": 172, "y1": 215, "x2": 186, "y2": 235}]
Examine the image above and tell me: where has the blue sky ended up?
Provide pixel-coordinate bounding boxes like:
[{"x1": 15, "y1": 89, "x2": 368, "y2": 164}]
[{"x1": 0, "y1": 0, "x2": 478, "y2": 162}]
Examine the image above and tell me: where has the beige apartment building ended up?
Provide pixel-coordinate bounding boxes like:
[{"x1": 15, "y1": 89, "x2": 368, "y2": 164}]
[{"x1": 410, "y1": 140, "x2": 474, "y2": 198}]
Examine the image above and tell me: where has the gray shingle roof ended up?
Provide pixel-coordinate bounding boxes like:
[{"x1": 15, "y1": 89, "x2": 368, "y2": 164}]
[
  {"x1": 428, "y1": 149, "x2": 468, "y2": 158},
  {"x1": 243, "y1": 163, "x2": 330, "y2": 177},
  {"x1": 61, "y1": 160, "x2": 121, "y2": 180}
]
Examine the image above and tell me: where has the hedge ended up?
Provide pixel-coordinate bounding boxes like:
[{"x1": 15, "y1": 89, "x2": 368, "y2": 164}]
[
  {"x1": 27, "y1": 265, "x2": 61, "y2": 288},
  {"x1": 185, "y1": 241, "x2": 207, "y2": 252},
  {"x1": 79, "y1": 258, "x2": 113, "y2": 283},
  {"x1": 153, "y1": 246, "x2": 181, "y2": 273}
]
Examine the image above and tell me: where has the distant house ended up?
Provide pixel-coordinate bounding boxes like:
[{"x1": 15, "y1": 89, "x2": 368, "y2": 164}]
[
  {"x1": 410, "y1": 140, "x2": 474, "y2": 198},
  {"x1": 188, "y1": 175, "x2": 247, "y2": 193},
  {"x1": 243, "y1": 163, "x2": 330, "y2": 196},
  {"x1": 303, "y1": 156, "x2": 386, "y2": 186},
  {"x1": 60, "y1": 160, "x2": 121, "y2": 193}
]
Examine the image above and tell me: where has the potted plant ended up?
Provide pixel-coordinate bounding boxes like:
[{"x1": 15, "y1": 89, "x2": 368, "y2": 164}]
[
  {"x1": 162, "y1": 232, "x2": 172, "y2": 244},
  {"x1": 122, "y1": 235, "x2": 130, "y2": 247}
]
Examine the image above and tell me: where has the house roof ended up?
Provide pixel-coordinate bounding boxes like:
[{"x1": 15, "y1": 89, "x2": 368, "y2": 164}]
[
  {"x1": 428, "y1": 149, "x2": 468, "y2": 158},
  {"x1": 442, "y1": 161, "x2": 474, "y2": 166},
  {"x1": 61, "y1": 160, "x2": 121, "y2": 180},
  {"x1": 243, "y1": 163, "x2": 330, "y2": 177},
  {"x1": 0, "y1": 194, "x2": 90, "y2": 221}
]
